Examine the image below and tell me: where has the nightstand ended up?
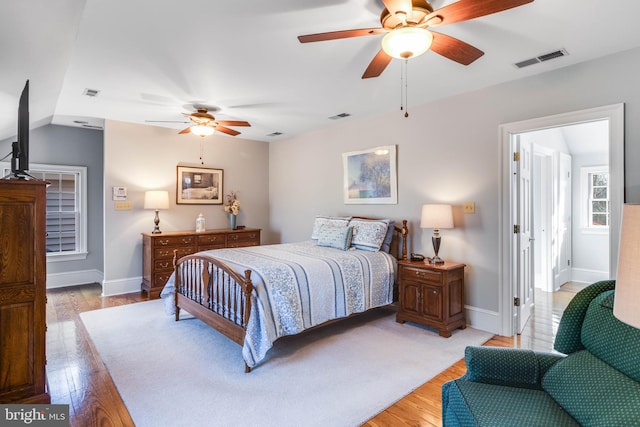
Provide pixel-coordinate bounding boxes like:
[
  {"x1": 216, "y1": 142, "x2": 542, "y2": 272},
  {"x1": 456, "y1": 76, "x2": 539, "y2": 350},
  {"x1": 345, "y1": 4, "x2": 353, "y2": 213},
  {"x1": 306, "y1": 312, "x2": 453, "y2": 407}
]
[{"x1": 396, "y1": 260, "x2": 466, "y2": 337}]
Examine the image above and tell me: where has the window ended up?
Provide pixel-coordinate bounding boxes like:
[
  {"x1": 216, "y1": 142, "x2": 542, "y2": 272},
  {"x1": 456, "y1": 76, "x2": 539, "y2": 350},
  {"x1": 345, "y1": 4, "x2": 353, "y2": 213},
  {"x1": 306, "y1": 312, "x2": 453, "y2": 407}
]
[
  {"x1": 1, "y1": 163, "x2": 87, "y2": 261},
  {"x1": 581, "y1": 166, "x2": 609, "y2": 229}
]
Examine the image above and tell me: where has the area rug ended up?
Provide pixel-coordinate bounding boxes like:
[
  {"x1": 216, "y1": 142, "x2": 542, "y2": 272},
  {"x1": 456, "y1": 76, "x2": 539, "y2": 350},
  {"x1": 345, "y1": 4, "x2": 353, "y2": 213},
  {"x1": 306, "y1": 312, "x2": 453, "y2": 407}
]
[{"x1": 80, "y1": 300, "x2": 492, "y2": 427}]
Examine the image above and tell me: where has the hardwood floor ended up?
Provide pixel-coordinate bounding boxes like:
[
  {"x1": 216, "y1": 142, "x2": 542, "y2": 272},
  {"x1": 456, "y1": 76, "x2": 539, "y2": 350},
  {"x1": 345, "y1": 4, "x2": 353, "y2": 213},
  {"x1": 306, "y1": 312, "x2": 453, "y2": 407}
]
[{"x1": 45, "y1": 282, "x2": 585, "y2": 427}]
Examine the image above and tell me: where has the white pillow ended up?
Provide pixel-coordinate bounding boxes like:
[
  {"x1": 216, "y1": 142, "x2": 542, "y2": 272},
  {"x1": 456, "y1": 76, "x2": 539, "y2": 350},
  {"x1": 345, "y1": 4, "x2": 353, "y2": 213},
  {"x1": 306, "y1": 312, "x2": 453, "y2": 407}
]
[
  {"x1": 311, "y1": 216, "x2": 351, "y2": 240},
  {"x1": 349, "y1": 218, "x2": 390, "y2": 252}
]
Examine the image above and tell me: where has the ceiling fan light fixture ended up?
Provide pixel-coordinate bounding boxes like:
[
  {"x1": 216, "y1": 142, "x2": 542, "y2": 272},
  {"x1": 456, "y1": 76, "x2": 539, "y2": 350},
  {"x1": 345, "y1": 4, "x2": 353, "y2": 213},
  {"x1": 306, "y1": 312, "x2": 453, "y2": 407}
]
[
  {"x1": 381, "y1": 27, "x2": 433, "y2": 60},
  {"x1": 190, "y1": 125, "x2": 214, "y2": 137}
]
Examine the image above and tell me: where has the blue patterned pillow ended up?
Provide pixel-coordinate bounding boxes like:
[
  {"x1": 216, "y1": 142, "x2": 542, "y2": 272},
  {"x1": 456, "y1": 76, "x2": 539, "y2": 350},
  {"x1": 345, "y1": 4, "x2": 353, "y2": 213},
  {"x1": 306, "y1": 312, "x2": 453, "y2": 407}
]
[
  {"x1": 311, "y1": 216, "x2": 351, "y2": 240},
  {"x1": 317, "y1": 225, "x2": 353, "y2": 251},
  {"x1": 349, "y1": 218, "x2": 390, "y2": 252}
]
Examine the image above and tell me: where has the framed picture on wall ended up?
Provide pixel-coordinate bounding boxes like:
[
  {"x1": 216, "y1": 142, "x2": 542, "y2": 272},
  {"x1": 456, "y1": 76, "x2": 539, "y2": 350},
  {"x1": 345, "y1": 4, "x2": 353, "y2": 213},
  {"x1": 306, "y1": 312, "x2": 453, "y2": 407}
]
[
  {"x1": 176, "y1": 166, "x2": 223, "y2": 204},
  {"x1": 342, "y1": 145, "x2": 397, "y2": 204}
]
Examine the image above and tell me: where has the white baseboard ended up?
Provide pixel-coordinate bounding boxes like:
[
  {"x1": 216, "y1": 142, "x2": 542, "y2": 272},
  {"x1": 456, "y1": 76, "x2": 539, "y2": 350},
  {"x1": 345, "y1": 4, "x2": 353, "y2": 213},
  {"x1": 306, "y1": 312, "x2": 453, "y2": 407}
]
[
  {"x1": 46, "y1": 269, "x2": 104, "y2": 289},
  {"x1": 465, "y1": 305, "x2": 501, "y2": 336},
  {"x1": 571, "y1": 268, "x2": 609, "y2": 284},
  {"x1": 102, "y1": 276, "x2": 142, "y2": 296}
]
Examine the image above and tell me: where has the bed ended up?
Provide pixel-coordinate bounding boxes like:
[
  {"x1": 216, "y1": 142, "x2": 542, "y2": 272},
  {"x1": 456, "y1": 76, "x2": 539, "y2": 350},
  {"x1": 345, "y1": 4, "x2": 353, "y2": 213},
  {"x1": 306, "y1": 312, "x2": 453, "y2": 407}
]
[{"x1": 161, "y1": 216, "x2": 408, "y2": 372}]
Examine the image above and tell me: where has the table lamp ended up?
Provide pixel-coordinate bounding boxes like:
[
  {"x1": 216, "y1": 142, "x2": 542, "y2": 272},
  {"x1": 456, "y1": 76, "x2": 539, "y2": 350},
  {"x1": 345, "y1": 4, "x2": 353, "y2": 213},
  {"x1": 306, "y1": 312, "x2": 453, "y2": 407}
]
[
  {"x1": 420, "y1": 204, "x2": 453, "y2": 264},
  {"x1": 614, "y1": 204, "x2": 640, "y2": 329},
  {"x1": 144, "y1": 190, "x2": 170, "y2": 234}
]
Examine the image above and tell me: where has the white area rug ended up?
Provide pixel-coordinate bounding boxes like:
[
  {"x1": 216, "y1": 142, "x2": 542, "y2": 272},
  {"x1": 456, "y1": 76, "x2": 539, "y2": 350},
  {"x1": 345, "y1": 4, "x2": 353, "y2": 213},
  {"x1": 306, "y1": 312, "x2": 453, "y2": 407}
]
[{"x1": 80, "y1": 300, "x2": 492, "y2": 427}]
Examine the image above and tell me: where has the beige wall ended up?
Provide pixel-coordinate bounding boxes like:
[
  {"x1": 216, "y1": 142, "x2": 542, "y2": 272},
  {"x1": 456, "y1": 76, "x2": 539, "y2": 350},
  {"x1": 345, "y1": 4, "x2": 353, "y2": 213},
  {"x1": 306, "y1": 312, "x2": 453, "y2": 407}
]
[
  {"x1": 268, "y1": 46, "x2": 640, "y2": 333},
  {"x1": 102, "y1": 120, "x2": 269, "y2": 295}
]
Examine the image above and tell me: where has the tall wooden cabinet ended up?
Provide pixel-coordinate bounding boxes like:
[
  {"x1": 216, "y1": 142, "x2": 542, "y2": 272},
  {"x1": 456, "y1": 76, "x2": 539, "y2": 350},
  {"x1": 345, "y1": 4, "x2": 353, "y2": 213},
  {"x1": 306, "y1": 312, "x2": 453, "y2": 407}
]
[
  {"x1": 0, "y1": 180, "x2": 50, "y2": 403},
  {"x1": 396, "y1": 260, "x2": 466, "y2": 338},
  {"x1": 142, "y1": 228, "x2": 261, "y2": 298}
]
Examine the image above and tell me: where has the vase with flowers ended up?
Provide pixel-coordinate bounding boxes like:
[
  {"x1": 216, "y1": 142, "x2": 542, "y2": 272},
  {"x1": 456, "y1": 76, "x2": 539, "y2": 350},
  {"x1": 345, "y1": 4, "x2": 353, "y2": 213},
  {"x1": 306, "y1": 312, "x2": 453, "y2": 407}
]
[{"x1": 224, "y1": 191, "x2": 240, "y2": 230}]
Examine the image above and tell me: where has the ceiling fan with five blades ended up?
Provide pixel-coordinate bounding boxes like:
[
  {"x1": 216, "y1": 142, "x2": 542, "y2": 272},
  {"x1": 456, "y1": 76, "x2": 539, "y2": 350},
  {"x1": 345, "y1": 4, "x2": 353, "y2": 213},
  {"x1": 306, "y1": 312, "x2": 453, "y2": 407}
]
[
  {"x1": 298, "y1": 0, "x2": 534, "y2": 78},
  {"x1": 178, "y1": 107, "x2": 251, "y2": 137}
]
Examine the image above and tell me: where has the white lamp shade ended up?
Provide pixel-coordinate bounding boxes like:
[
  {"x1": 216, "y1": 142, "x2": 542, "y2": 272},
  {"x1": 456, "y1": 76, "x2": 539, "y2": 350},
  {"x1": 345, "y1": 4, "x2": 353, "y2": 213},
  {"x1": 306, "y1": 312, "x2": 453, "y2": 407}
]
[
  {"x1": 190, "y1": 125, "x2": 214, "y2": 137},
  {"x1": 144, "y1": 190, "x2": 170, "y2": 210},
  {"x1": 420, "y1": 204, "x2": 453, "y2": 229},
  {"x1": 614, "y1": 204, "x2": 640, "y2": 328},
  {"x1": 381, "y1": 27, "x2": 433, "y2": 60}
]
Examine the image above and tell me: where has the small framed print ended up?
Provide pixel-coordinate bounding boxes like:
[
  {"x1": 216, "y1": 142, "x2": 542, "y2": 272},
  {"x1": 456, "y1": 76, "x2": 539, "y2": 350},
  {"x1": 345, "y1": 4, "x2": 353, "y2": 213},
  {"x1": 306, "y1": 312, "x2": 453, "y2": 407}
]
[{"x1": 176, "y1": 166, "x2": 223, "y2": 204}]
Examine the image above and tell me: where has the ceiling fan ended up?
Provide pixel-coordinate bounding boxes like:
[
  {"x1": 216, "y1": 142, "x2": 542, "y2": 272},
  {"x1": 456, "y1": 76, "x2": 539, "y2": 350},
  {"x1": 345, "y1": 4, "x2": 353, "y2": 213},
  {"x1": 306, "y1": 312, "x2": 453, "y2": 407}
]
[
  {"x1": 147, "y1": 107, "x2": 251, "y2": 137},
  {"x1": 298, "y1": 0, "x2": 534, "y2": 79},
  {"x1": 177, "y1": 107, "x2": 251, "y2": 137}
]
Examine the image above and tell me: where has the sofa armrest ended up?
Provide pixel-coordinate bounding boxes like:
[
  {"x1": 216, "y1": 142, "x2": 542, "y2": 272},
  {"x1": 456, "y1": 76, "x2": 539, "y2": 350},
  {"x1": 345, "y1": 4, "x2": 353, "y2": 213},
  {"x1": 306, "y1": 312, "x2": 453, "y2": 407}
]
[{"x1": 462, "y1": 346, "x2": 564, "y2": 389}]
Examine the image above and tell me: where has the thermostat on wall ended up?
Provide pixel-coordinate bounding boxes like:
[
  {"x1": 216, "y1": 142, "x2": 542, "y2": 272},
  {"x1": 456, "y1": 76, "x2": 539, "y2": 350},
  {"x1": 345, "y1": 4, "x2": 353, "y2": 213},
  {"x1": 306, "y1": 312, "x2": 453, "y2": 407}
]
[{"x1": 112, "y1": 186, "x2": 127, "y2": 201}]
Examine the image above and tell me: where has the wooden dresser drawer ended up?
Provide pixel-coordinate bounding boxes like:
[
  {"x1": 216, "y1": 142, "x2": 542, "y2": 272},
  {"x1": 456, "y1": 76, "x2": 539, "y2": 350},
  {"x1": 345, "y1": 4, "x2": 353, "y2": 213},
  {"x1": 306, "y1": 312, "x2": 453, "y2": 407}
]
[
  {"x1": 155, "y1": 246, "x2": 195, "y2": 260},
  {"x1": 198, "y1": 234, "x2": 226, "y2": 245},
  {"x1": 227, "y1": 231, "x2": 260, "y2": 246},
  {"x1": 153, "y1": 236, "x2": 195, "y2": 247}
]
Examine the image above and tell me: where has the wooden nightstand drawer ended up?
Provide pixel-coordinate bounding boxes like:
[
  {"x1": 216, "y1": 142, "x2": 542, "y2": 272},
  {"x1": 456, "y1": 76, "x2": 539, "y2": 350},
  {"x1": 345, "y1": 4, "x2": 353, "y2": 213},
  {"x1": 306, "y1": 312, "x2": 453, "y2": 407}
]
[{"x1": 401, "y1": 266, "x2": 443, "y2": 283}]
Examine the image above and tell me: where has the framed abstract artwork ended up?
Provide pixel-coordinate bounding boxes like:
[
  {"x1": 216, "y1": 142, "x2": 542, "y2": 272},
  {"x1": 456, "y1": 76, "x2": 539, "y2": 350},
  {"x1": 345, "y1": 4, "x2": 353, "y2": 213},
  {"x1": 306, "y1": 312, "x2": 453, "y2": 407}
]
[
  {"x1": 176, "y1": 166, "x2": 223, "y2": 204},
  {"x1": 342, "y1": 145, "x2": 397, "y2": 204}
]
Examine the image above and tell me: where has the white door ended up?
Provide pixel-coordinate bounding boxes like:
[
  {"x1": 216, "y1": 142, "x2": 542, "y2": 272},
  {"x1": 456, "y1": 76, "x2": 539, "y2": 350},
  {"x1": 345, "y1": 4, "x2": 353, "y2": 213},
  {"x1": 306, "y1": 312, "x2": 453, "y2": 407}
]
[
  {"x1": 554, "y1": 153, "x2": 572, "y2": 289},
  {"x1": 515, "y1": 137, "x2": 535, "y2": 333}
]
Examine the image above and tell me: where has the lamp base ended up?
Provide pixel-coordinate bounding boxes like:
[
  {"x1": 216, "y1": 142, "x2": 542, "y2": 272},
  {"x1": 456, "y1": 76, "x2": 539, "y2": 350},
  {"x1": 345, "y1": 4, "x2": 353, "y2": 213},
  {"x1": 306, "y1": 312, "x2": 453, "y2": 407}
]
[
  {"x1": 152, "y1": 209, "x2": 162, "y2": 234},
  {"x1": 429, "y1": 255, "x2": 445, "y2": 264}
]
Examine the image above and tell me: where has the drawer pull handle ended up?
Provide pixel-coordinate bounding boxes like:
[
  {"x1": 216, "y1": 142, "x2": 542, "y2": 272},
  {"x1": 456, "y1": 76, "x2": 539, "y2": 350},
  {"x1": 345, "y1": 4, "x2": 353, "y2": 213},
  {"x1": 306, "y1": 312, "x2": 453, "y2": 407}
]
[
  {"x1": 159, "y1": 240, "x2": 169, "y2": 246},
  {"x1": 231, "y1": 235, "x2": 238, "y2": 240},
  {"x1": 160, "y1": 262, "x2": 169, "y2": 268}
]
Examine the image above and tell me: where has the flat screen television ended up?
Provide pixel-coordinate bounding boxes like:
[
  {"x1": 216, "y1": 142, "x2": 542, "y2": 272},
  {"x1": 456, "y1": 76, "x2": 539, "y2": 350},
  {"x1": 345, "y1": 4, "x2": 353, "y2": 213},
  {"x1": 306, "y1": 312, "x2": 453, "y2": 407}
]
[{"x1": 11, "y1": 80, "x2": 29, "y2": 178}]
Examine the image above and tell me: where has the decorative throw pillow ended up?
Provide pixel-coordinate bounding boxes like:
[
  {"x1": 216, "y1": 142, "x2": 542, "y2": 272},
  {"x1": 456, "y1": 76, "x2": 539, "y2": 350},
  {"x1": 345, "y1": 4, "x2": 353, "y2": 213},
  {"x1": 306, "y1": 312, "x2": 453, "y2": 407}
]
[
  {"x1": 349, "y1": 218, "x2": 389, "y2": 252},
  {"x1": 316, "y1": 225, "x2": 353, "y2": 251},
  {"x1": 311, "y1": 216, "x2": 351, "y2": 240},
  {"x1": 380, "y1": 220, "x2": 395, "y2": 253}
]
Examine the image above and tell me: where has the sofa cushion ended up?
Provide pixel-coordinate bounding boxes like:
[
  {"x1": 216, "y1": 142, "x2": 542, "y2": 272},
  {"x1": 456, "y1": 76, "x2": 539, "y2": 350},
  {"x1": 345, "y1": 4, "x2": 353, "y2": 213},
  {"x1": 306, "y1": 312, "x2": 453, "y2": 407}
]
[
  {"x1": 581, "y1": 291, "x2": 640, "y2": 382},
  {"x1": 542, "y1": 349, "x2": 640, "y2": 426},
  {"x1": 443, "y1": 379, "x2": 579, "y2": 426}
]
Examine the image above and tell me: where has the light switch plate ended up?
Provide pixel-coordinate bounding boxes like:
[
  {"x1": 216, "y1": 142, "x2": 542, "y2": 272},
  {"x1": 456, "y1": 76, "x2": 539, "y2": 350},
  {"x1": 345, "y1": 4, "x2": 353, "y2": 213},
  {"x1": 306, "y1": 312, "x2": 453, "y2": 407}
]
[{"x1": 463, "y1": 202, "x2": 475, "y2": 214}]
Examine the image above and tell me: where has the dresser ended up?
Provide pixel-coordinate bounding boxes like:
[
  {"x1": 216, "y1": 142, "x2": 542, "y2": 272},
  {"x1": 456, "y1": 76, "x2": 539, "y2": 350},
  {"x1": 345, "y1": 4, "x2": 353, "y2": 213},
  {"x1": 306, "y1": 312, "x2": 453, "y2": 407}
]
[
  {"x1": 396, "y1": 260, "x2": 466, "y2": 337},
  {"x1": 0, "y1": 180, "x2": 50, "y2": 403},
  {"x1": 141, "y1": 228, "x2": 261, "y2": 298}
]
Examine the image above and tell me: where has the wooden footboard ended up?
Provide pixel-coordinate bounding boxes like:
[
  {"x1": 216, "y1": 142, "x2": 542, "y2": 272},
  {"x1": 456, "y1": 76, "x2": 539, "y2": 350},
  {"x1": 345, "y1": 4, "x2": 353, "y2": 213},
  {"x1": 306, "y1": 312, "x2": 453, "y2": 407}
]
[{"x1": 172, "y1": 252, "x2": 254, "y2": 372}]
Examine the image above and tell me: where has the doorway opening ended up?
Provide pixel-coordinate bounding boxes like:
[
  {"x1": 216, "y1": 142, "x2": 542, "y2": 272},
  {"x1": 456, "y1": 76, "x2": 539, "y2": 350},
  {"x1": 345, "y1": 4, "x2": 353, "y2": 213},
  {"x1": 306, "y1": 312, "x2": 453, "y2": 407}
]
[{"x1": 498, "y1": 104, "x2": 624, "y2": 338}]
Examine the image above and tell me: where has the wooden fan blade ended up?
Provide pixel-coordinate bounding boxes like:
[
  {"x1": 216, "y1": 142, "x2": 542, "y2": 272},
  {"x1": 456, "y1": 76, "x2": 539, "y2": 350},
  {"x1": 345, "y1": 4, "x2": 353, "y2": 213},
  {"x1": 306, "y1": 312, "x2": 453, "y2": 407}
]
[
  {"x1": 430, "y1": 31, "x2": 484, "y2": 65},
  {"x1": 362, "y1": 49, "x2": 393, "y2": 79},
  {"x1": 298, "y1": 28, "x2": 386, "y2": 43},
  {"x1": 381, "y1": 0, "x2": 413, "y2": 17},
  {"x1": 178, "y1": 127, "x2": 192, "y2": 134},
  {"x1": 145, "y1": 120, "x2": 189, "y2": 123},
  {"x1": 217, "y1": 120, "x2": 251, "y2": 127},
  {"x1": 215, "y1": 125, "x2": 240, "y2": 136},
  {"x1": 426, "y1": 0, "x2": 533, "y2": 27}
]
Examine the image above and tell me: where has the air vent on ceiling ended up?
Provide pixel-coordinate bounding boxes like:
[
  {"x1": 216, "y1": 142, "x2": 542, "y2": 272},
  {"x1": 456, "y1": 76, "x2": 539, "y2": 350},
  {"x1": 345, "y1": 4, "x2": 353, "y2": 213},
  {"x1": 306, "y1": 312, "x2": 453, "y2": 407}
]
[
  {"x1": 329, "y1": 113, "x2": 351, "y2": 120},
  {"x1": 514, "y1": 48, "x2": 569, "y2": 69},
  {"x1": 267, "y1": 132, "x2": 283, "y2": 137},
  {"x1": 83, "y1": 88, "x2": 100, "y2": 97}
]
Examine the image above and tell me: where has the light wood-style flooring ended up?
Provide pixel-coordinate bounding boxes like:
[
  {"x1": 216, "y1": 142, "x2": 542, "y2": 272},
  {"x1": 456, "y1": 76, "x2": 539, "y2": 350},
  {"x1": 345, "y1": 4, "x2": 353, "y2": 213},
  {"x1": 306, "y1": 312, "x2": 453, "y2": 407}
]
[{"x1": 45, "y1": 282, "x2": 586, "y2": 427}]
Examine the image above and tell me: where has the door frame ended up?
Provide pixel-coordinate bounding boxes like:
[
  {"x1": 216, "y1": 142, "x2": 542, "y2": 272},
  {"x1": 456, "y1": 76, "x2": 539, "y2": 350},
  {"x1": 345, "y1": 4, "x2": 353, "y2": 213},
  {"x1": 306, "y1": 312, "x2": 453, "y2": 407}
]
[{"x1": 498, "y1": 104, "x2": 624, "y2": 337}]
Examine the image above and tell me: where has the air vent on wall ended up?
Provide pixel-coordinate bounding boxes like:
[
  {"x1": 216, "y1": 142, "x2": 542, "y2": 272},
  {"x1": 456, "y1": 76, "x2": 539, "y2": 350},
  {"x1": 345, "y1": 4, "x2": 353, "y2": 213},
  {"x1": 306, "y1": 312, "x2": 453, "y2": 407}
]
[
  {"x1": 83, "y1": 88, "x2": 100, "y2": 97},
  {"x1": 514, "y1": 48, "x2": 569, "y2": 69},
  {"x1": 329, "y1": 113, "x2": 351, "y2": 120}
]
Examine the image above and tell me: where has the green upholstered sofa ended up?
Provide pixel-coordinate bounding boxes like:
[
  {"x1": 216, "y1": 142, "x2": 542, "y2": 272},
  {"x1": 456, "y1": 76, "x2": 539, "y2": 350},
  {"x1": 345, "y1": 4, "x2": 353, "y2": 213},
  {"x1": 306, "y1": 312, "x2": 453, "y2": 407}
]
[{"x1": 442, "y1": 280, "x2": 640, "y2": 426}]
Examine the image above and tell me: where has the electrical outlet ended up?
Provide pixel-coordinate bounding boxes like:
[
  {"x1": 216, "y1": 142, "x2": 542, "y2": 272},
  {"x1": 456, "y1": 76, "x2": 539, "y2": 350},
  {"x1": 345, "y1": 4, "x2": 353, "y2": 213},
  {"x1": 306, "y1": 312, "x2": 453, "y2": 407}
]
[{"x1": 463, "y1": 202, "x2": 475, "y2": 214}]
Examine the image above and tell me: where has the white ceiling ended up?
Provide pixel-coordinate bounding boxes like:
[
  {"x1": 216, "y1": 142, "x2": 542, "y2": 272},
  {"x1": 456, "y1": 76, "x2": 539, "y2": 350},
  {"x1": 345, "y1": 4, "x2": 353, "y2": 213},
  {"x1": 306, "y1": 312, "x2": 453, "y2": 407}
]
[{"x1": 2, "y1": 0, "x2": 640, "y2": 143}]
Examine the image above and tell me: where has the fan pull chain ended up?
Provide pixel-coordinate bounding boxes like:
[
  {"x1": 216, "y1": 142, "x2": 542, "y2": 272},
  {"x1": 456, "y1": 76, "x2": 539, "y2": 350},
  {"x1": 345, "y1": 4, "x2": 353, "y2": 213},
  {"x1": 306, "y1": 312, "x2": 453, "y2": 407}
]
[
  {"x1": 400, "y1": 60, "x2": 409, "y2": 118},
  {"x1": 200, "y1": 140, "x2": 204, "y2": 165}
]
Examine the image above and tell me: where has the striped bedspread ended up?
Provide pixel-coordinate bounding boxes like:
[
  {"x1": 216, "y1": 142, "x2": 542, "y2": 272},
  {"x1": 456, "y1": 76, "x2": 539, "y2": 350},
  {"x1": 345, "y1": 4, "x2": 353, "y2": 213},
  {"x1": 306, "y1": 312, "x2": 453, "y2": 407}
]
[{"x1": 162, "y1": 240, "x2": 396, "y2": 367}]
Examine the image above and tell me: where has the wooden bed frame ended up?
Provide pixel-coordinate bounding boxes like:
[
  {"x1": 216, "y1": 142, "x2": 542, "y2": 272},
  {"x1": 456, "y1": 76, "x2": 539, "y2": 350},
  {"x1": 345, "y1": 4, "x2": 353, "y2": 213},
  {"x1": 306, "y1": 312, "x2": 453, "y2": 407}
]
[{"x1": 172, "y1": 218, "x2": 408, "y2": 372}]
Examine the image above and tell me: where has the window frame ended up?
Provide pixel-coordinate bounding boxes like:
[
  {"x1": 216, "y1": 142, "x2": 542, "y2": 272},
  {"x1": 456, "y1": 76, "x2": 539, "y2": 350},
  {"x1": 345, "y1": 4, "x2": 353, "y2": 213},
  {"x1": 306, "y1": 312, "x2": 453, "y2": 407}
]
[
  {"x1": 1, "y1": 162, "x2": 88, "y2": 262},
  {"x1": 580, "y1": 165, "x2": 609, "y2": 232}
]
